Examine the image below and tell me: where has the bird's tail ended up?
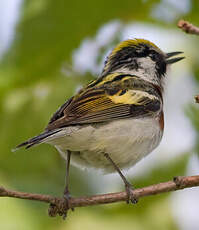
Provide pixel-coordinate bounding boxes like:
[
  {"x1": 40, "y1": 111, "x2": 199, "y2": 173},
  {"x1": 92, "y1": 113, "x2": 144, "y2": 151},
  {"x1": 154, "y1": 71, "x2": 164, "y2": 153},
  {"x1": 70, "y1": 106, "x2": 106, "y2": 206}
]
[{"x1": 12, "y1": 129, "x2": 60, "y2": 151}]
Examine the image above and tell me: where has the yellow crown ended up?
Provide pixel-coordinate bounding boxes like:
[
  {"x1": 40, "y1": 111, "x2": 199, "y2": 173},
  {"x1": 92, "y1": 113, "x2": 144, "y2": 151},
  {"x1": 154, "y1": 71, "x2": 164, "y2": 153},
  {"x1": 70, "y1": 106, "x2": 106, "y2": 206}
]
[{"x1": 110, "y1": 38, "x2": 161, "y2": 57}]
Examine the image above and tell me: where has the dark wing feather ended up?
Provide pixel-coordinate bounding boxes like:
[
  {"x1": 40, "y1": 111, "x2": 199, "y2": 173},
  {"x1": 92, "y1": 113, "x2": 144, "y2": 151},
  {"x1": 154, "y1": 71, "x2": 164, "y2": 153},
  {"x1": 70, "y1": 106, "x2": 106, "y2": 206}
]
[
  {"x1": 46, "y1": 83, "x2": 161, "y2": 131},
  {"x1": 48, "y1": 96, "x2": 74, "y2": 124},
  {"x1": 14, "y1": 129, "x2": 61, "y2": 150}
]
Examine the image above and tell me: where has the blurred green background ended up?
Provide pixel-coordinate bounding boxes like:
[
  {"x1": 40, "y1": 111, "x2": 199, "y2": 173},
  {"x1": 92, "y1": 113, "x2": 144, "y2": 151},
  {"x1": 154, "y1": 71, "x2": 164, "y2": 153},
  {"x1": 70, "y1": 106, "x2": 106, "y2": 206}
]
[{"x1": 0, "y1": 0, "x2": 199, "y2": 229}]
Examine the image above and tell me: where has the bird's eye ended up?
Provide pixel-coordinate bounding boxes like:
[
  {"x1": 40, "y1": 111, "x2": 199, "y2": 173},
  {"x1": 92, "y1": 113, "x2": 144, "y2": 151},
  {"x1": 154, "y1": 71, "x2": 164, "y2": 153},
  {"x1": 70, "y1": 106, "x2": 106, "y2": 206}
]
[{"x1": 149, "y1": 51, "x2": 159, "y2": 62}]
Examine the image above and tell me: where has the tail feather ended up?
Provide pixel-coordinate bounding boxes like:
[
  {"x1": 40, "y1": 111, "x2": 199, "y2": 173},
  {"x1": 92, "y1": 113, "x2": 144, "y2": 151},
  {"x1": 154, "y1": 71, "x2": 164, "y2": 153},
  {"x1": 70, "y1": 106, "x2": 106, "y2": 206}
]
[{"x1": 13, "y1": 129, "x2": 60, "y2": 151}]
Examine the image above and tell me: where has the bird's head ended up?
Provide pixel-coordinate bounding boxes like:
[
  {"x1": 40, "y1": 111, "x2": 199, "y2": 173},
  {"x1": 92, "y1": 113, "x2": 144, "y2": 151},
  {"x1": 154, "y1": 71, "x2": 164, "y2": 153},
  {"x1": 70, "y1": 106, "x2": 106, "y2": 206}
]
[{"x1": 102, "y1": 39, "x2": 184, "y2": 86}]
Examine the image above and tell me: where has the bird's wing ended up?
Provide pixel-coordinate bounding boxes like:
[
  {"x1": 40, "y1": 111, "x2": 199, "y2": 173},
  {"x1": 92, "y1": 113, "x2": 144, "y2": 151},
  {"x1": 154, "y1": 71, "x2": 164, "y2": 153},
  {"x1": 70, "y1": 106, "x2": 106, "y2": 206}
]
[{"x1": 46, "y1": 76, "x2": 161, "y2": 131}]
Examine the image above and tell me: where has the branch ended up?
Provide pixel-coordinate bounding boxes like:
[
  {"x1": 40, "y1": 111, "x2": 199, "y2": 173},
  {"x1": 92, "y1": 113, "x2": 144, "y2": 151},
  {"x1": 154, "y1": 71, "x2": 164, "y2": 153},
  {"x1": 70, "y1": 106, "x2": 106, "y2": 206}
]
[
  {"x1": 177, "y1": 20, "x2": 199, "y2": 104},
  {"x1": 195, "y1": 95, "x2": 199, "y2": 103},
  {"x1": 178, "y1": 20, "x2": 199, "y2": 35},
  {"x1": 1, "y1": 175, "x2": 199, "y2": 218}
]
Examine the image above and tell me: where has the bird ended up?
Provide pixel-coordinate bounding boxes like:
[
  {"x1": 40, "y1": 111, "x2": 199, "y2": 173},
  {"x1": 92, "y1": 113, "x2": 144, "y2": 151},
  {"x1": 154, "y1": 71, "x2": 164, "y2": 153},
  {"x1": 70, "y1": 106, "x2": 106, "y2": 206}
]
[{"x1": 15, "y1": 38, "x2": 184, "y2": 215}]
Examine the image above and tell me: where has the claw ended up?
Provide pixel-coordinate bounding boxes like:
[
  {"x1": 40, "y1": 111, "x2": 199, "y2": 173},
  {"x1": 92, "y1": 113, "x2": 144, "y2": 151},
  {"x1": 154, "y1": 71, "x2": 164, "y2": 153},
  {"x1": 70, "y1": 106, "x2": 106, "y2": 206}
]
[
  {"x1": 64, "y1": 190, "x2": 75, "y2": 212},
  {"x1": 125, "y1": 182, "x2": 138, "y2": 204},
  {"x1": 48, "y1": 197, "x2": 70, "y2": 219},
  {"x1": 62, "y1": 199, "x2": 69, "y2": 220},
  {"x1": 48, "y1": 190, "x2": 74, "y2": 219}
]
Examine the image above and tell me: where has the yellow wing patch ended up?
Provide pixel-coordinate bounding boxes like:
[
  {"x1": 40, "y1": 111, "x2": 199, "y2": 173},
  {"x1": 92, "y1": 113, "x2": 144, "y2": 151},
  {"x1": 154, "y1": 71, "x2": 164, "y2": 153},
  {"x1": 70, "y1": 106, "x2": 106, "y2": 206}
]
[{"x1": 108, "y1": 90, "x2": 158, "y2": 105}]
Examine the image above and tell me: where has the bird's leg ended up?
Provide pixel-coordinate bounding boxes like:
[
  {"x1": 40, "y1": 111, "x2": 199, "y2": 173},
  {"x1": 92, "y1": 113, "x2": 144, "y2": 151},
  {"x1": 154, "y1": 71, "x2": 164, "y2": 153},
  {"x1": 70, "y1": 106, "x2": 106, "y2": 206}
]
[
  {"x1": 104, "y1": 153, "x2": 138, "y2": 204},
  {"x1": 62, "y1": 150, "x2": 74, "y2": 219},
  {"x1": 64, "y1": 150, "x2": 71, "y2": 200},
  {"x1": 49, "y1": 150, "x2": 73, "y2": 219}
]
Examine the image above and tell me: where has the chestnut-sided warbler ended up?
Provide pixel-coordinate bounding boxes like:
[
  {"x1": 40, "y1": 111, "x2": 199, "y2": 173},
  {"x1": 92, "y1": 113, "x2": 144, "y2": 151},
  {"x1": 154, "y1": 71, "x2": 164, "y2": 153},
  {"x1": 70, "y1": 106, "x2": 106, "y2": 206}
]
[{"x1": 16, "y1": 38, "x2": 184, "y2": 212}]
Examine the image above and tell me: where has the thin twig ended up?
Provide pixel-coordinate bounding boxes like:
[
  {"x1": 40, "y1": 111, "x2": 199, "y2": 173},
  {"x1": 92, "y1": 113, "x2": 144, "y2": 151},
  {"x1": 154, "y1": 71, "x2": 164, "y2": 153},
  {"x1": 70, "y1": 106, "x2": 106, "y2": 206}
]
[
  {"x1": 1, "y1": 175, "x2": 199, "y2": 217},
  {"x1": 178, "y1": 20, "x2": 199, "y2": 35}
]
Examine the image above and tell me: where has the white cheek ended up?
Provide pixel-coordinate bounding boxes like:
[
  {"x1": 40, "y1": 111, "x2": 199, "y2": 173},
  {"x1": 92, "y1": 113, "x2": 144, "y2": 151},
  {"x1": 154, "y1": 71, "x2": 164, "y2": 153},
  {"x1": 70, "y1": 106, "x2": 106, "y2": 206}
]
[
  {"x1": 138, "y1": 57, "x2": 156, "y2": 76},
  {"x1": 134, "y1": 57, "x2": 159, "y2": 85}
]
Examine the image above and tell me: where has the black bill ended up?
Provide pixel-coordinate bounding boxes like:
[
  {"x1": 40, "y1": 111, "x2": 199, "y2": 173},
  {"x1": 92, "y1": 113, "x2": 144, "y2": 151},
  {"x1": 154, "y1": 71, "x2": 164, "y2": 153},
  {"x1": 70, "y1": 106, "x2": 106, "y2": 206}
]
[{"x1": 166, "y1": 51, "x2": 185, "y2": 64}]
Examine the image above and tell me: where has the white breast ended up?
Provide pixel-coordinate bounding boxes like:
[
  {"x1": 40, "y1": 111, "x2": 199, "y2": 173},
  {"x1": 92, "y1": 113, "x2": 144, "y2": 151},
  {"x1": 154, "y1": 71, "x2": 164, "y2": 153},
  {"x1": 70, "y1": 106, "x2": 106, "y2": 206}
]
[{"x1": 46, "y1": 117, "x2": 163, "y2": 173}]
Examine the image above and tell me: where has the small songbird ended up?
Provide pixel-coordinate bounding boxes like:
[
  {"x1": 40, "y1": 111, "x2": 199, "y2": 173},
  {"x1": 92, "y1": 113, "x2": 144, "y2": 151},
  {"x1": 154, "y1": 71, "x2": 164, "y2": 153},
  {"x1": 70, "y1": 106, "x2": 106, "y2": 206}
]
[{"x1": 16, "y1": 39, "x2": 184, "y2": 213}]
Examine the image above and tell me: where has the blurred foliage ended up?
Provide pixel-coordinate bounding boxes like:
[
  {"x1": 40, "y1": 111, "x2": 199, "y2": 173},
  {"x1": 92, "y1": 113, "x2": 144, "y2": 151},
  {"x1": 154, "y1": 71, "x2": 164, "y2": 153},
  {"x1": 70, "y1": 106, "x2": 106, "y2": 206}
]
[{"x1": 0, "y1": 0, "x2": 199, "y2": 229}]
